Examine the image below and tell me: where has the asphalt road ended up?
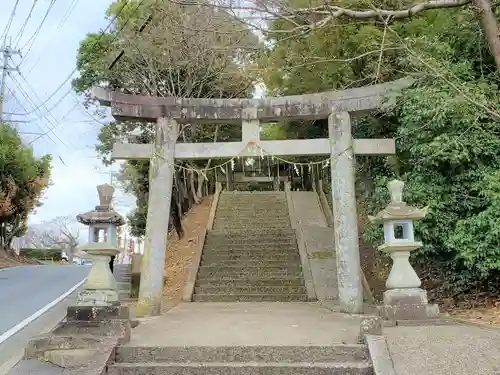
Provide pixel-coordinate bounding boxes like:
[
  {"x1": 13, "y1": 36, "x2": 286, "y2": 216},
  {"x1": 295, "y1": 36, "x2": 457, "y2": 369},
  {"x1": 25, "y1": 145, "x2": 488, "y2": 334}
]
[{"x1": 0, "y1": 265, "x2": 90, "y2": 337}]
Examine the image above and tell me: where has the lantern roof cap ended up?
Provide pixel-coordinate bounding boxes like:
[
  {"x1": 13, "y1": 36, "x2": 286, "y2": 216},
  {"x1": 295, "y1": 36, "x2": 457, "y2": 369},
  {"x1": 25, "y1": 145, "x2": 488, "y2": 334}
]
[
  {"x1": 76, "y1": 183, "x2": 125, "y2": 226},
  {"x1": 368, "y1": 179, "x2": 428, "y2": 223}
]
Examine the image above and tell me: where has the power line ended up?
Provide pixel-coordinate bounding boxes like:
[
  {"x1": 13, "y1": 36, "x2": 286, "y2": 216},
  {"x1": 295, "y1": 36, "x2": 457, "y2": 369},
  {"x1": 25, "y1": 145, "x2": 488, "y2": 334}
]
[
  {"x1": 10, "y1": 72, "x2": 70, "y2": 149},
  {"x1": 19, "y1": 0, "x2": 58, "y2": 63},
  {"x1": 15, "y1": 0, "x2": 133, "y2": 117},
  {"x1": 5, "y1": 84, "x2": 55, "y2": 143},
  {"x1": 13, "y1": 0, "x2": 40, "y2": 48},
  {"x1": 25, "y1": 0, "x2": 79, "y2": 75},
  {"x1": 0, "y1": 0, "x2": 21, "y2": 44},
  {"x1": 8, "y1": 75, "x2": 62, "y2": 148}
]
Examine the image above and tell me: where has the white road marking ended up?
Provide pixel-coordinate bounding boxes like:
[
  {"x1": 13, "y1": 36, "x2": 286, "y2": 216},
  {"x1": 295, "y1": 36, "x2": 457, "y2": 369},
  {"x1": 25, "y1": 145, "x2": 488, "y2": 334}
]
[{"x1": 0, "y1": 277, "x2": 87, "y2": 345}]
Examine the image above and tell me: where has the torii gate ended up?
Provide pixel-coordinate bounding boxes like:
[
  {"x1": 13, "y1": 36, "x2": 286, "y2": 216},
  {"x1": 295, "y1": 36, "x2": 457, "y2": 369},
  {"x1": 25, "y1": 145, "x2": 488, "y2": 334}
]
[{"x1": 93, "y1": 78, "x2": 411, "y2": 316}]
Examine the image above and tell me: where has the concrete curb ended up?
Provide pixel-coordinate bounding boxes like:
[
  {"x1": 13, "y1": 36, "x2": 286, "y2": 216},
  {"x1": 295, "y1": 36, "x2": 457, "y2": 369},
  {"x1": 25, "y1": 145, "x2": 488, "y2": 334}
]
[
  {"x1": 285, "y1": 190, "x2": 316, "y2": 301},
  {"x1": 366, "y1": 335, "x2": 397, "y2": 375},
  {"x1": 182, "y1": 228, "x2": 207, "y2": 302},
  {"x1": 182, "y1": 190, "x2": 220, "y2": 302}
]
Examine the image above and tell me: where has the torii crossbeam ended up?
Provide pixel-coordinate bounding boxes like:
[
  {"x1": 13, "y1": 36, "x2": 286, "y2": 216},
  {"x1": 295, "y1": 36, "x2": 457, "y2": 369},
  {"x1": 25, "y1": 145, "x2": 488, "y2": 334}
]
[{"x1": 93, "y1": 78, "x2": 412, "y2": 316}]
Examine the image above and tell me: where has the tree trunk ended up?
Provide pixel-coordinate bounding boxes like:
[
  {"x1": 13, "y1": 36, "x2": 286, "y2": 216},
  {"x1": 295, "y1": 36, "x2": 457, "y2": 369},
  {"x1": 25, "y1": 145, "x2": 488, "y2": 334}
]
[
  {"x1": 473, "y1": 0, "x2": 500, "y2": 71},
  {"x1": 189, "y1": 169, "x2": 201, "y2": 204},
  {"x1": 196, "y1": 173, "x2": 205, "y2": 200}
]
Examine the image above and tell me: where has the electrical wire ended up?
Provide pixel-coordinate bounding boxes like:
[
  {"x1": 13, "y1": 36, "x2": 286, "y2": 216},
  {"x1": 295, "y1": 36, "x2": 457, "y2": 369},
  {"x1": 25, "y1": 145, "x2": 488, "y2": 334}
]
[
  {"x1": 19, "y1": 0, "x2": 57, "y2": 60},
  {"x1": 10, "y1": 73, "x2": 70, "y2": 150},
  {"x1": 0, "y1": 0, "x2": 21, "y2": 44},
  {"x1": 8, "y1": 75, "x2": 63, "y2": 147},
  {"x1": 25, "y1": 0, "x2": 79, "y2": 75},
  {"x1": 15, "y1": 0, "x2": 134, "y2": 117},
  {"x1": 5, "y1": 84, "x2": 56, "y2": 145},
  {"x1": 12, "y1": 0, "x2": 39, "y2": 48}
]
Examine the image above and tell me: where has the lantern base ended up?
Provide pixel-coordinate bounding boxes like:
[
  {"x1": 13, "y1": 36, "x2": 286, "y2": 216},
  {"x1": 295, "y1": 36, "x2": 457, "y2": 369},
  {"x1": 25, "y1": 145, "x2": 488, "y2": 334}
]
[
  {"x1": 378, "y1": 288, "x2": 439, "y2": 321},
  {"x1": 384, "y1": 287, "x2": 428, "y2": 305},
  {"x1": 76, "y1": 289, "x2": 120, "y2": 306}
]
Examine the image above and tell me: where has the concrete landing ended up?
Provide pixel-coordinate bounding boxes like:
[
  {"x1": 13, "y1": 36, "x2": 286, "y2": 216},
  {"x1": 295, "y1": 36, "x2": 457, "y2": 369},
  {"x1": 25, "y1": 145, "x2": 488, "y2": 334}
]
[
  {"x1": 385, "y1": 324, "x2": 500, "y2": 375},
  {"x1": 126, "y1": 302, "x2": 362, "y2": 347}
]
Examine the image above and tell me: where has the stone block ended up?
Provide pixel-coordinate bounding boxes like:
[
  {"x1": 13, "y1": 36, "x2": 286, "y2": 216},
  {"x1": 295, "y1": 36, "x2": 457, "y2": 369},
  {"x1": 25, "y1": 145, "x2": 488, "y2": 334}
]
[
  {"x1": 383, "y1": 288, "x2": 428, "y2": 306},
  {"x1": 53, "y1": 319, "x2": 132, "y2": 344},
  {"x1": 66, "y1": 305, "x2": 130, "y2": 322},
  {"x1": 377, "y1": 303, "x2": 439, "y2": 321},
  {"x1": 24, "y1": 335, "x2": 101, "y2": 360},
  {"x1": 77, "y1": 289, "x2": 120, "y2": 306},
  {"x1": 359, "y1": 316, "x2": 383, "y2": 342},
  {"x1": 44, "y1": 348, "x2": 98, "y2": 368}
]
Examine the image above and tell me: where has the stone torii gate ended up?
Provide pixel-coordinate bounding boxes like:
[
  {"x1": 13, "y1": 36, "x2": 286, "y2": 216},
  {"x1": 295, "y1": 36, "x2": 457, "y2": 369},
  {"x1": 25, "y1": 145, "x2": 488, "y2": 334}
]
[{"x1": 93, "y1": 78, "x2": 411, "y2": 316}]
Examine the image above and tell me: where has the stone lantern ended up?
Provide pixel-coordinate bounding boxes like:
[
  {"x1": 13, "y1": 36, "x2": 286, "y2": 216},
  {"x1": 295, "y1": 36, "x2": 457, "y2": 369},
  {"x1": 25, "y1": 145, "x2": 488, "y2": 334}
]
[
  {"x1": 76, "y1": 184, "x2": 126, "y2": 305},
  {"x1": 77, "y1": 184, "x2": 125, "y2": 247},
  {"x1": 369, "y1": 179, "x2": 439, "y2": 321}
]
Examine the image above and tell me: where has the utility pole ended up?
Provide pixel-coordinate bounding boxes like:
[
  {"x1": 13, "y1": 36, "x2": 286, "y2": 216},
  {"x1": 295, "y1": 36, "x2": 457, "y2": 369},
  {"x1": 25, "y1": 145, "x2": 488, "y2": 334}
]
[{"x1": 0, "y1": 39, "x2": 21, "y2": 122}]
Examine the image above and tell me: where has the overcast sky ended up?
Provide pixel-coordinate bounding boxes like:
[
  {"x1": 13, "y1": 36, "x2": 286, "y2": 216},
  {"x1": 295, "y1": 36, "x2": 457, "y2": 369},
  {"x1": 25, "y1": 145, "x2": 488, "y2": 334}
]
[{"x1": 1, "y1": 0, "x2": 134, "y2": 230}]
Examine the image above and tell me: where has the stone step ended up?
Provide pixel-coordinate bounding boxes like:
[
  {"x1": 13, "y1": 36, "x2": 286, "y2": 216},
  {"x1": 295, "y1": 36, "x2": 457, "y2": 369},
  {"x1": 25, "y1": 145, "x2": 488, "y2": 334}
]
[
  {"x1": 203, "y1": 247, "x2": 297, "y2": 254},
  {"x1": 109, "y1": 362, "x2": 372, "y2": 375},
  {"x1": 202, "y1": 249, "x2": 297, "y2": 256},
  {"x1": 199, "y1": 260, "x2": 301, "y2": 268},
  {"x1": 198, "y1": 265, "x2": 302, "y2": 273},
  {"x1": 205, "y1": 237, "x2": 296, "y2": 244},
  {"x1": 194, "y1": 285, "x2": 307, "y2": 295},
  {"x1": 201, "y1": 254, "x2": 301, "y2": 262},
  {"x1": 115, "y1": 345, "x2": 369, "y2": 363},
  {"x1": 215, "y1": 219, "x2": 289, "y2": 223},
  {"x1": 195, "y1": 278, "x2": 305, "y2": 287},
  {"x1": 215, "y1": 212, "x2": 289, "y2": 217},
  {"x1": 218, "y1": 198, "x2": 286, "y2": 202},
  {"x1": 203, "y1": 243, "x2": 297, "y2": 250},
  {"x1": 213, "y1": 223, "x2": 291, "y2": 229},
  {"x1": 192, "y1": 294, "x2": 309, "y2": 302},
  {"x1": 213, "y1": 220, "x2": 290, "y2": 225},
  {"x1": 209, "y1": 229, "x2": 295, "y2": 234},
  {"x1": 216, "y1": 205, "x2": 288, "y2": 210},
  {"x1": 197, "y1": 272, "x2": 303, "y2": 280},
  {"x1": 217, "y1": 204, "x2": 286, "y2": 207}
]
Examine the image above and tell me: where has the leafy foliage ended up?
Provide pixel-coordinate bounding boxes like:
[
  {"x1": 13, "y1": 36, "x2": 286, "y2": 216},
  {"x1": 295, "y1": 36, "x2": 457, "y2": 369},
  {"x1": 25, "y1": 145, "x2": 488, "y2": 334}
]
[
  {"x1": 73, "y1": 0, "x2": 258, "y2": 237},
  {"x1": 262, "y1": 1, "x2": 500, "y2": 291},
  {"x1": 0, "y1": 124, "x2": 52, "y2": 250}
]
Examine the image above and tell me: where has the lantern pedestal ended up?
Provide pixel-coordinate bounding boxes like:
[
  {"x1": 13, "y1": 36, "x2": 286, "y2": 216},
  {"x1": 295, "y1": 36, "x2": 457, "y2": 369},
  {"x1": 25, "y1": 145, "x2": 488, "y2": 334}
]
[
  {"x1": 77, "y1": 243, "x2": 120, "y2": 306},
  {"x1": 376, "y1": 243, "x2": 439, "y2": 321}
]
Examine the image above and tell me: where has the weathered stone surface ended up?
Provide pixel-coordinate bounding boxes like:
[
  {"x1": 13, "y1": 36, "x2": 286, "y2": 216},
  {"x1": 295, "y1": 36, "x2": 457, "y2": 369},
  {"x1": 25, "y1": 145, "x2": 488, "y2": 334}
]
[
  {"x1": 12, "y1": 337, "x2": 118, "y2": 375},
  {"x1": 365, "y1": 335, "x2": 396, "y2": 375},
  {"x1": 108, "y1": 362, "x2": 373, "y2": 375},
  {"x1": 115, "y1": 345, "x2": 369, "y2": 364},
  {"x1": 66, "y1": 305, "x2": 130, "y2": 322},
  {"x1": 24, "y1": 335, "x2": 101, "y2": 360},
  {"x1": 136, "y1": 117, "x2": 177, "y2": 317},
  {"x1": 44, "y1": 348, "x2": 98, "y2": 368},
  {"x1": 383, "y1": 288, "x2": 428, "y2": 306},
  {"x1": 52, "y1": 319, "x2": 131, "y2": 344},
  {"x1": 329, "y1": 111, "x2": 363, "y2": 314},
  {"x1": 359, "y1": 317, "x2": 383, "y2": 339},
  {"x1": 378, "y1": 303, "x2": 440, "y2": 321},
  {"x1": 384, "y1": 324, "x2": 500, "y2": 375},
  {"x1": 93, "y1": 78, "x2": 412, "y2": 123}
]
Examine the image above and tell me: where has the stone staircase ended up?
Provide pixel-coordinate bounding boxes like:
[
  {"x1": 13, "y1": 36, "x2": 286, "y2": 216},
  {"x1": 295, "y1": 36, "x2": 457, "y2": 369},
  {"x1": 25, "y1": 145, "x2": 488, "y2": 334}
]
[{"x1": 193, "y1": 191, "x2": 308, "y2": 302}]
